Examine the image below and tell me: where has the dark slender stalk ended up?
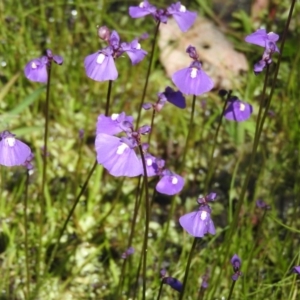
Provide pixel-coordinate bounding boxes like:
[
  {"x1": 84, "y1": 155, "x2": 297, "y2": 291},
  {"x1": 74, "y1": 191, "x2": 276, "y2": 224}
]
[
  {"x1": 24, "y1": 171, "x2": 30, "y2": 299},
  {"x1": 45, "y1": 160, "x2": 97, "y2": 273},
  {"x1": 138, "y1": 145, "x2": 151, "y2": 300},
  {"x1": 197, "y1": 287, "x2": 205, "y2": 300},
  {"x1": 37, "y1": 61, "x2": 52, "y2": 286},
  {"x1": 156, "y1": 280, "x2": 164, "y2": 300},
  {"x1": 117, "y1": 176, "x2": 143, "y2": 297},
  {"x1": 136, "y1": 21, "x2": 161, "y2": 129},
  {"x1": 180, "y1": 95, "x2": 196, "y2": 171},
  {"x1": 105, "y1": 80, "x2": 113, "y2": 115},
  {"x1": 179, "y1": 238, "x2": 197, "y2": 300},
  {"x1": 227, "y1": 281, "x2": 236, "y2": 300},
  {"x1": 204, "y1": 94, "x2": 230, "y2": 192},
  {"x1": 147, "y1": 109, "x2": 156, "y2": 144}
]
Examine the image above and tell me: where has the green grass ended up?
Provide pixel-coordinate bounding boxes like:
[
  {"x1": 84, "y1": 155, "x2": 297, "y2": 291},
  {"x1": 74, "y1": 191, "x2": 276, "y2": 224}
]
[{"x1": 0, "y1": 0, "x2": 300, "y2": 299}]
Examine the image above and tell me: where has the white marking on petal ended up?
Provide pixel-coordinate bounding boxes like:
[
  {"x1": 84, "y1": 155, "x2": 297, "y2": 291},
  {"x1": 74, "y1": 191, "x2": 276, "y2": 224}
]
[
  {"x1": 171, "y1": 176, "x2": 178, "y2": 185},
  {"x1": 240, "y1": 103, "x2": 245, "y2": 111},
  {"x1": 111, "y1": 113, "x2": 119, "y2": 120},
  {"x1": 5, "y1": 137, "x2": 16, "y2": 147},
  {"x1": 179, "y1": 5, "x2": 186, "y2": 12},
  {"x1": 116, "y1": 143, "x2": 129, "y2": 155},
  {"x1": 146, "y1": 158, "x2": 153, "y2": 166},
  {"x1": 96, "y1": 53, "x2": 105, "y2": 64},
  {"x1": 200, "y1": 211, "x2": 208, "y2": 220},
  {"x1": 136, "y1": 43, "x2": 141, "y2": 50},
  {"x1": 139, "y1": 1, "x2": 145, "y2": 8},
  {"x1": 31, "y1": 62, "x2": 37, "y2": 69},
  {"x1": 190, "y1": 68, "x2": 198, "y2": 78}
]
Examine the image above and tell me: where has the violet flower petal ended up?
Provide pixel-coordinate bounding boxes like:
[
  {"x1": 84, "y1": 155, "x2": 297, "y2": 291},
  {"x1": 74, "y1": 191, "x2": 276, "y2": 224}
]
[
  {"x1": 24, "y1": 57, "x2": 48, "y2": 83},
  {"x1": 224, "y1": 100, "x2": 253, "y2": 122},
  {"x1": 84, "y1": 51, "x2": 118, "y2": 81},
  {"x1": 156, "y1": 173, "x2": 184, "y2": 195},
  {"x1": 95, "y1": 133, "x2": 142, "y2": 177}
]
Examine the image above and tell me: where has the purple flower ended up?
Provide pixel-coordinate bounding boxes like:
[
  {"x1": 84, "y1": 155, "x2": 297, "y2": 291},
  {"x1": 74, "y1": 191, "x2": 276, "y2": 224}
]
[
  {"x1": 24, "y1": 50, "x2": 63, "y2": 83},
  {"x1": 256, "y1": 199, "x2": 271, "y2": 210},
  {"x1": 245, "y1": 29, "x2": 279, "y2": 52},
  {"x1": 96, "y1": 112, "x2": 134, "y2": 135},
  {"x1": 163, "y1": 86, "x2": 186, "y2": 109},
  {"x1": 0, "y1": 131, "x2": 32, "y2": 167},
  {"x1": 23, "y1": 153, "x2": 34, "y2": 170},
  {"x1": 292, "y1": 266, "x2": 300, "y2": 275},
  {"x1": 84, "y1": 47, "x2": 118, "y2": 81},
  {"x1": 201, "y1": 273, "x2": 209, "y2": 289},
  {"x1": 179, "y1": 205, "x2": 215, "y2": 238},
  {"x1": 231, "y1": 254, "x2": 242, "y2": 281},
  {"x1": 166, "y1": 2, "x2": 197, "y2": 32},
  {"x1": 162, "y1": 277, "x2": 183, "y2": 292},
  {"x1": 95, "y1": 133, "x2": 142, "y2": 177},
  {"x1": 224, "y1": 98, "x2": 253, "y2": 122},
  {"x1": 156, "y1": 170, "x2": 184, "y2": 195},
  {"x1": 172, "y1": 60, "x2": 214, "y2": 95},
  {"x1": 121, "y1": 246, "x2": 135, "y2": 259},
  {"x1": 84, "y1": 29, "x2": 147, "y2": 82},
  {"x1": 129, "y1": 1, "x2": 196, "y2": 32}
]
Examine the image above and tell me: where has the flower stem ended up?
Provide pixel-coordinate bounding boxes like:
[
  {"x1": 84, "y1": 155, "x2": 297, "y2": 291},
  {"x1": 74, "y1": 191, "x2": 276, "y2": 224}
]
[
  {"x1": 147, "y1": 109, "x2": 156, "y2": 144},
  {"x1": 156, "y1": 280, "x2": 164, "y2": 300},
  {"x1": 179, "y1": 237, "x2": 197, "y2": 300},
  {"x1": 138, "y1": 145, "x2": 150, "y2": 300},
  {"x1": 180, "y1": 95, "x2": 196, "y2": 171},
  {"x1": 227, "y1": 281, "x2": 236, "y2": 300},
  {"x1": 24, "y1": 171, "x2": 30, "y2": 299},
  {"x1": 204, "y1": 92, "x2": 230, "y2": 192},
  {"x1": 105, "y1": 80, "x2": 113, "y2": 115},
  {"x1": 136, "y1": 21, "x2": 160, "y2": 129}
]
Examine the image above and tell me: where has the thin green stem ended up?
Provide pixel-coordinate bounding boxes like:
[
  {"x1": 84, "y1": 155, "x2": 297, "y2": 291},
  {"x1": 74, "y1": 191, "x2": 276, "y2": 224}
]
[
  {"x1": 117, "y1": 176, "x2": 143, "y2": 297},
  {"x1": 179, "y1": 238, "x2": 197, "y2": 300},
  {"x1": 24, "y1": 171, "x2": 30, "y2": 299},
  {"x1": 147, "y1": 109, "x2": 156, "y2": 144},
  {"x1": 204, "y1": 93, "x2": 230, "y2": 192},
  {"x1": 180, "y1": 95, "x2": 197, "y2": 171},
  {"x1": 227, "y1": 280, "x2": 236, "y2": 300},
  {"x1": 136, "y1": 21, "x2": 160, "y2": 129},
  {"x1": 138, "y1": 145, "x2": 151, "y2": 300},
  {"x1": 37, "y1": 61, "x2": 52, "y2": 286},
  {"x1": 156, "y1": 280, "x2": 164, "y2": 300}
]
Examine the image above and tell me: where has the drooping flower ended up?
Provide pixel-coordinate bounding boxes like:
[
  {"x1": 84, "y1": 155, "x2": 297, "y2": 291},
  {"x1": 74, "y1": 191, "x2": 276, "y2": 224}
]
[
  {"x1": 156, "y1": 170, "x2": 185, "y2": 195},
  {"x1": 96, "y1": 112, "x2": 134, "y2": 135},
  {"x1": 129, "y1": 1, "x2": 197, "y2": 32},
  {"x1": 231, "y1": 254, "x2": 242, "y2": 281},
  {"x1": 95, "y1": 133, "x2": 142, "y2": 177},
  {"x1": 24, "y1": 50, "x2": 63, "y2": 83},
  {"x1": 0, "y1": 131, "x2": 32, "y2": 167},
  {"x1": 172, "y1": 57, "x2": 214, "y2": 96},
  {"x1": 160, "y1": 269, "x2": 182, "y2": 292},
  {"x1": 224, "y1": 98, "x2": 253, "y2": 122},
  {"x1": 245, "y1": 29, "x2": 279, "y2": 52},
  {"x1": 179, "y1": 204, "x2": 215, "y2": 238},
  {"x1": 84, "y1": 29, "x2": 147, "y2": 82}
]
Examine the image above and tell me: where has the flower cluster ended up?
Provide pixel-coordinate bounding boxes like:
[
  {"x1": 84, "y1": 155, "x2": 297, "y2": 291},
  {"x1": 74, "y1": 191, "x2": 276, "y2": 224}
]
[
  {"x1": 129, "y1": 1, "x2": 197, "y2": 32},
  {"x1": 24, "y1": 49, "x2": 63, "y2": 83},
  {"x1": 245, "y1": 29, "x2": 279, "y2": 74},
  {"x1": 179, "y1": 193, "x2": 216, "y2": 238},
  {"x1": 84, "y1": 27, "x2": 147, "y2": 82},
  {"x1": 95, "y1": 113, "x2": 184, "y2": 195},
  {"x1": 172, "y1": 46, "x2": 214, "y2": 96}
]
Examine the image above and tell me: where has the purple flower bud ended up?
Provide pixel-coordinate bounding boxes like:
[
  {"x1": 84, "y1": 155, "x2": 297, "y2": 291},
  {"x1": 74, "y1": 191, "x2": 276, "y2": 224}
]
[
  {"x1": 256, "y1": 199, "x2": 271, "y2": 210},
  {"x1": 0, "y1": 131, "x2": 32, "y2": 167},
  {"x1": 160, "y1": 268, "x2": 167, "y2": 277},
  {"x1": 162, "y1": 277, "x2": 183, "y2": 292},
  {"x1": 142, "y1": 103, "x2": 153, "y2": 110},
  {"x1": 138, "y1": 125, "x2": 151, "y2": 135},
  {"x1": 97, "y1": 25, "x2": 110, "y2": 41},
  {"x1": 231, "y1": 254, "x2": 242, "y2": 272},
  {"x1": 121, "y1": 246, "x2": 135, "y2": 259},
  {"x1": 186, "y1": 45, "x2": 198, "y2": 60}
]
